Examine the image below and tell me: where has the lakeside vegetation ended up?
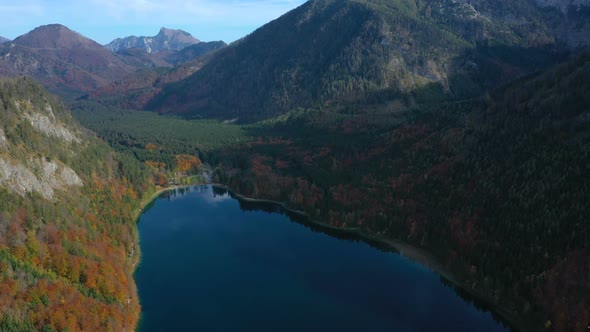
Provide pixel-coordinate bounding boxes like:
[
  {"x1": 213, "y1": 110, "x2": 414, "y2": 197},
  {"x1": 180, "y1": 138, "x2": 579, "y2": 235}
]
[
  {"x1": 69, "y1": 53, "x2": 590, "y2": 332},
  {"x1": 208, "y1": 53, "x2": 590, "y2": 332},
  {"x1": 68, "y1": 51, "x2": 590, "y2": 332},
  {"x1": 0, "y1": 0, "x2": 587, "y2": 330},
  {"x1": 0, "y1": 78, "x2": 156, "y2": 331}
]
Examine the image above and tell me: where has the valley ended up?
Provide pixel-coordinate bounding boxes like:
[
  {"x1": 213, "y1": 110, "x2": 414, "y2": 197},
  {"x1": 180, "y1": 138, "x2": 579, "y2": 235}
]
[{"x1": 0, "y1": 0, "x2": 589, "y2": 331}]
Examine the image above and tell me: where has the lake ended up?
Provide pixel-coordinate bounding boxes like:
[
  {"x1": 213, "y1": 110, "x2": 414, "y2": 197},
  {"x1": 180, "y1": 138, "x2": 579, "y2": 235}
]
[{"x1": 135, "y1": 185, "x2": 511, "y2": 332}]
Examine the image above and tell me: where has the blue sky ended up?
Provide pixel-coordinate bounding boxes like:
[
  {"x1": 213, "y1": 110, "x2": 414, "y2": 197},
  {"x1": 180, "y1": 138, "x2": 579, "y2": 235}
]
[{"x1": 0, "y1": 0, "x2": 307, "y2": 44}]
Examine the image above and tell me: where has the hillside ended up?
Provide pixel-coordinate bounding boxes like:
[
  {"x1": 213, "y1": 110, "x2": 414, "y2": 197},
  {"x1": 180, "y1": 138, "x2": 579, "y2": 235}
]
[
  {"x1": 161, "y1": 41, "x2": 227, "y2": 65},
  {"x1": 209, "y1": 51, "x2": 590, "y2": 332},
  {"x1": 0, "y1": 37, "x2": 9, "y2": 44},
  {"x1": 0, "y1": 24, "x2": 137, "y2": 97},
  {"x1": 116, "y1": 47, "x2": 172, "y2": 69},
  {"x1": 147, "y1": 0, "x2": 588, "y2": 121},
  {"x1": 84, "y1": 49, "x2": 219, "y2": 110},
  {"x1": 0, "y1": 77, "x2": 153, "y2": 331},
  {"x1": 105, "y1": 27, "x2": 200, "y2": 54}
]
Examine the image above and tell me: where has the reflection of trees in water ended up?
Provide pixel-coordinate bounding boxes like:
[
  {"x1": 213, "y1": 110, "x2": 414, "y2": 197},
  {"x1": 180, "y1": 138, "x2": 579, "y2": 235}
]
[
  {"x1": 439, "y1": 278, "x2": 510, "y2": 329},
  {"x1": 226, "y1": 185, "x2": 509, "y2": 328},
  {"x1": 142, "y1": 184, "x2": 507, "y2": 329},
  {"x1": 212, "y1": 185, "x2": 228, "y2": 197},
  {"x1": 161, "y1": 186, "x2": 197, "y2": 200},
  {"x1": 228, "y1": 187, "x2": 394, "y2": 252}
]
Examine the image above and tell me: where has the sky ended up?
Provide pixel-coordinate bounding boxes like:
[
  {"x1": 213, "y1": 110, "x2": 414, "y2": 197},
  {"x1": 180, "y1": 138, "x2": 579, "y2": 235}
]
[{"x1": 0, "y1": 0, "x2": 307, "y2": 44}]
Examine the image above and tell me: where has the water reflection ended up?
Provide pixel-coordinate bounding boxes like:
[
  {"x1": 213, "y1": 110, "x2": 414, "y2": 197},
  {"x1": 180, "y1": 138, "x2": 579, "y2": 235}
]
[{"x1": 140, "y1": 185, "x2": 514, "y2": 332}]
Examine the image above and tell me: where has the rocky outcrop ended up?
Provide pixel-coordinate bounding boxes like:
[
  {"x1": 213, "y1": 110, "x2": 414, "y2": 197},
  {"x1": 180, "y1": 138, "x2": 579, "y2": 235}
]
[
  {"x1": 0, "y1": 78, "x2": 85, "y2": 200},
  {"x1": 0, "y1": 128, "x2": 6, "y2": 147},
  {"x1": 106, "y1": 27, "x2": 200, "y2": 54},
  {"x1": 25, "y1": 112, "x2": 79, "y2": 143},
  {"x1": 0, "y1": 157, "x2": 83, "y2": 200},
  {"x1": 15, "y1": 100, "x2": 80, "y2": 143}
]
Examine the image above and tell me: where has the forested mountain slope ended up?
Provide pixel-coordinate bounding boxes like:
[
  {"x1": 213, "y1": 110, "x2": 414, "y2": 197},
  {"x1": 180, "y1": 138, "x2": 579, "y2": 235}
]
[
  {"x1": 161, "y1": 41, "x2": 227, "y2": 65},
  {"x1": 0, "y1": 77, "x2": 153, "y2": 331},
  {"x1": 210, "y1": 51, "x2": 590, "y2": 332},
  {"x1": 84, "y1": 41, "x2": 226, "y2": 110},
  {"x1": 0, "y1": 25, "x2": 223, "y2": 101},
  {"x1": 0, "y1": 25, "x2": 138, "y2": 98},
  {"x1": 84, "y1": 54, "x2": 213, "y2": 110},
  {"x1": 148, "y1": 0, "x2": 588, "y2": 121}
]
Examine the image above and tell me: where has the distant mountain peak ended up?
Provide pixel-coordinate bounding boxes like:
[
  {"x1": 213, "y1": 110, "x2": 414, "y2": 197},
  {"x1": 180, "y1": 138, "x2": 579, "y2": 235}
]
[
  {"x1": 106, "y1": 28, "x2": 200, "y2": 53},
  {"x1": 159, "y1": 27, "x2": 183, "y2": 34},
  {"x1": 0, "y1": 36, "x2": 9, "y2": 43},
  {"x1": 13, "y1": 24, "x2": 99, "y2": 49},
  {"x1": 0, "y1": 24, "x2": 137, "y2": 95},
  {"x1": 148, "y1": 0, "x2": 587, "y2": 121}
]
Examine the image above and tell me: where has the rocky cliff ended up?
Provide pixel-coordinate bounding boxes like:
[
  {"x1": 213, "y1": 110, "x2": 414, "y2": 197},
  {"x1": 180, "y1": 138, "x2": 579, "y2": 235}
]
[
  {"x1": 0, "y1": 78, "x2": 84, "y2": 200},
  {"x1": 106, "y1": 27, "x2": 200, "y2": 53}
]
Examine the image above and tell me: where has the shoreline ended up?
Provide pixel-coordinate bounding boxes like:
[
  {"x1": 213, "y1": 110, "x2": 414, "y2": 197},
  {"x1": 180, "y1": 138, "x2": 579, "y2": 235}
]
[
  {"x1": 211, "y1": 183, "x2": 526, "y2": 332},
  {"x1": 130, "y1": 185, "x2": 191, "y2": 271},
  {"x1": 212, "y1": 183, "x2": 454, "y2": 278},
  {"x1": 130, "y1": 182, "x2": 527, "y2": 331}
]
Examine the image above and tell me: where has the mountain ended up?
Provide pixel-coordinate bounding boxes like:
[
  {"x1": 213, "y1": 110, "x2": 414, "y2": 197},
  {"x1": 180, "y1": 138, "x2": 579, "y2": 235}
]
[
  {"x1": 0, "y1": 77, "x2": 152, "y2": 331},
  {"x1": 84, "y1": 41, "x2": 226, "y2": 109},
  {"x1": 116, "y1": 47, "x2": 173, "y2": 68},
  {"x1": 161, "y1": 40, "x2": 227, "y2": 65},
  {"x1": 0, "y1": 24, "x2": 137, "y2": 97},
  {"x1": 106, "y1": 27, "x2": 200, "y2": 54},
  {"x1": 84, "y1": 50, "x2": 214, "y2": 110},
  {"x1": 0, "y1": 36, "x2": 9, "y2": 44},
  {"x1": 148, "y1": 0, "x2": 588, "y2": 122},
  {"x1": 211, "y1": 51, "x2": 590, "y2": 332}
]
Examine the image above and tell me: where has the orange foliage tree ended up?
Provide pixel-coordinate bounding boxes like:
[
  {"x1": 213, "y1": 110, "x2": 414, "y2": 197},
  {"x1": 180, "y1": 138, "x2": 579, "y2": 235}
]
[{"x1": 176, "y1": 154, "x2": 202, "y2": 173}]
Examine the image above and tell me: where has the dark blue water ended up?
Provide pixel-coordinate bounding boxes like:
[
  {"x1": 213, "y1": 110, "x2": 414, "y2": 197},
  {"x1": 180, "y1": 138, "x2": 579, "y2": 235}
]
[{"x1": 136, "y1": 186, "x2": 510, "y2": 332}]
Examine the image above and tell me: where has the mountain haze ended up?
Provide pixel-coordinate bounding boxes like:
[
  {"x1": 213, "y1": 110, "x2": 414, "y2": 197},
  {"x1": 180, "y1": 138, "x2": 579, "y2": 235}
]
[
  {"x1": 106, "y1": 28, "x2": 200, "y2": 54},
  {"x1": 0, "y1": 36, "x2": 9, "y2": 44},
  {"x1": 148, "y1": 0, "x2": 588, "y2": 122}
]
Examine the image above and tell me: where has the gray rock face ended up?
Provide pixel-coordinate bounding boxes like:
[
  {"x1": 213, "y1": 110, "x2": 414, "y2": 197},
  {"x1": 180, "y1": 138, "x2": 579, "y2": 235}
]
[
  {"x1": 106, "y1": 27, "x2": 200, "y2": 54},
  {"x1": 15, "y1": 101, "x2": 80, "y2": 143},
  {"x1": 0, "y1": 129, "x2": 6, "y2": 147},
  {"x1": 60, "y1": 167, "x2": 84, "y2": 187},
  {"x1": 0, "y1": 94, "x2": 84, "y2": 199},
  {"x1": 0, "y1": 157, "x2": 82, "y2": 200},
  {"x1": 25, "y1": 112, "x2": 80, "y2": 143},
  {"x1": 0, "y1": 78, "x2": 86, "y2": 201}
]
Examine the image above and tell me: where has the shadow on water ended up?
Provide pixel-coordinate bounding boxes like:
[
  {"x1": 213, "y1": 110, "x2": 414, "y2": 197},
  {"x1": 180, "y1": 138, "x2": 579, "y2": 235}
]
[
  {"x1": 212, "y1": 185, "x2": 399, "y2": 254},
  {"x1": 148, "y1": 184, "x2": 519, "y2": 332},
  {"x1": 438, "y1": 277, "x2": 517, "y2": 332}
]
